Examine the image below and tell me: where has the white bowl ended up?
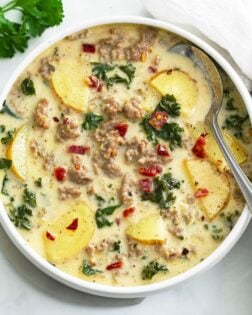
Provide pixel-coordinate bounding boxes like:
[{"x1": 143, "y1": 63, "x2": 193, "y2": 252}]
[{"x1": 0, "y1": 16, "x2": 251, "y2": 299}]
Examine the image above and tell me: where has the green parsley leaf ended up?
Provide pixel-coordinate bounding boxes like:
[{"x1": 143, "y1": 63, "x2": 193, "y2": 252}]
[
  {"x1": 95, "y1": 204, "x2": 121, "y2": 228},
  {"x1": 157, "y1": 94, "x2": 181, "y2": 117},
  {"x1": 1, "y1": 128, "x2": 15, "y2": 145},
  {"x1": 0, "y1": 125, "x2": 6, "y2": 132},
  {"x1": 81, "y1": 260, "x2": 102, "y2": 276},
  {"x1": 112, "y1": 240, "x2": 121, "y2": 253},
  {"x1": 20, "y1": 78, "x2": 36, "y2": 95},
  {"x1": 23, "y1": 186, "x2": 36, "y2": 207},
  {"x1": 34, "y1": 177, "x2": 42, "y2": 187},
  {"x1": 0, "y1": 158, "x2": 12, "y2": 169},
  {"x1": 95, "y1": 194, "x2": 105, "y2": 206},
  {"x1": 142, "y1": 260, "x2": 168, "y2": 280},
  {"x1": 224, "y1": 114, "x2": 249, "y2": 138},
  {"x1": 1, "y1": 173, "x2": 9, "y2": 196},
  {"x1": 0, "y1": 101, "x2": 21, "y2": 119},
  {"x1": 8, "y1": 203, "x2": 32, "y2": 230},
  {"x1": 82, "y1": 112, "x2": 103, "y2": 130},
  {"x1": 225, "y1": 97, "x2": 237, "y2": 111}
]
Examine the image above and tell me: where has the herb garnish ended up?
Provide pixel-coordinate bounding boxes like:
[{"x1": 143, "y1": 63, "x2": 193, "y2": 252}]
[
  {"x1": 141, "y1": 172, "x2": 180, "y2": 209},
  {"x1": 225, "y1": 97, "x2": 237, "y2": 111},
  {"x1": 211, "y1": 225, "x2": 224, "y2": 241},
  {"x1": 34, "y1": 177, "x2": 42, "y2": 188},
  {"x1": 141, "y1": 116, "x2": 183, "y2": 150},
  {"x1": 112, "y1": 240, "x2": 121, "y2": 253},
  {"x1": 142, "y1": 260, "x2": 168, "y2": 280},
  {"x1": 1, "y1": 129, "x2": 15, "y2": 145},
  {"x1": 1, "y1": 173, "x2": 9, "y2": 196},
  {"x1": 157, "y1": 94, "x2": 181, "y2": 117},
  {"x1": 95, "y1": 204, "x2": 121, "y2": 228},
  {"x1": 20, "y1": 78, "x2": 36, "y2": 95},
  {"x1": 0, "y1": 125, "x2": 5, "y2": 132},
  {"x1": 0, "y1": 158, "x2": 12, "y2": 169},
  {"x1": 0, "y1": 101, "x2": 21, "y2": 119},
  {"x1": 82, "y1": 260, "x2": 102, "y2": 276},
  {"x1": 0, "y1": 0, "x2": 64, "y2": 58},
  {"x1": 8, "y1": 203, "x2": 32, "y2": 230},
  {"x1": 91, "y1": 62, "x2": 136, "y2": 88},
  {"x1": 224, "y1": 114, "x2": 249, "y2": 139},
  {"x1": 23, "y1": 186, "x2": 36, "y2": 207},
  {"x1": 82, "y1": 113, "x2": 103, "y2": 130}
]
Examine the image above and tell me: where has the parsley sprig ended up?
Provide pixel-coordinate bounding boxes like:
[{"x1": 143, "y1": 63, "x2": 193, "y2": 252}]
[{"x1": 0, "y1": 0, "x2": 64, "y2": 58}]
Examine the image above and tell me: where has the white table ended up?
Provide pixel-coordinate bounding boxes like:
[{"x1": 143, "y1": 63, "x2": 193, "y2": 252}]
[{"x1": 0, "y1": 1, "x2": 252, "y2": 314}]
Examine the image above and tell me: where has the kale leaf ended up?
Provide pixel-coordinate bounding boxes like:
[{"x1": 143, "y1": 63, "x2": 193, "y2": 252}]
[
  {"x1": 95, "y1": 204, "x2": 121, "y2": 228},
  {"x1": 142, "y1": 260, "x2": 168, "y2": 280},
  {"x1": 0, "y1": 158, "x2": 12, "y2": 169},
  {"x1": 82, "y1": 112, "x2": 103, "y2": 130},
  {"x1": 20, "y1": 78, "x2": 36, "y2": 95},
  {"x1": 82, "y1": 260, "x2": 102, "y2": 276},
  {"x1": 0, "y1": 101, "x2": 21, "y2": 119},
  {"x1": 157, "y1": 94, "x2": 181, "y2": 117}
]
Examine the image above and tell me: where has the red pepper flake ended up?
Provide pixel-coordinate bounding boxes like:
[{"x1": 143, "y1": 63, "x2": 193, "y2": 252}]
[
  {"x1": 86, "y1": 75, "x2": 103, "y2": 92},
  {"x1": 192, "y1": 135, "x2": 206, "y2": 158},
  {"x1": 106, "y1": 261, "x2": 123, "y2": 270},
  {"x1": 54, "y1": 166, "x2": 67, "y2": 181},
  {"x1": 68, "y1": 145, "x2": 90, "y2": 155},
  {"x1": 148, "y1": 66, "x2": 157, "y2": 73},
  {"x1": 195, "y1": 188, "x2": 209, "y2": 198},
  {"x1": 149, "y1": 111, "x2": 169, "y2": 130},
  {"x1": 53, "y1": 116, "x2": 59, "y2": 123},
  {"x1": 139, "y1": 164, "x2": 162, "y2": 177},
  {"x1": 139, "y1": 178, "x2": 153, "y2": 193},
  {"x1": 63, "y1": 117, "x2": 70, "y2": 125},
  {"x1": 123, "y1": 207, "x2": 135, "y2": 218},
  {"x1": 46, "y1": 231, "x2": 55, "y2": 241},
  {"x1": 82, "y1": 43, "x2": 96, "y2": 53},
  {"x1": 66, "y1": 218, "x2": 78, "y2": 231},
  {"x1": 115, "y1": 122, "x2": 128, "y2": 137},
  {"x1": 157, "y1": 144, "x2": 170, "y2": 157}
]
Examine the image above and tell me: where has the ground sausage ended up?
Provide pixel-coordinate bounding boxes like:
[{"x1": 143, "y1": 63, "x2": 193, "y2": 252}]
[{"x1": 35, "y1": 98, "x2": 50, "y2": 129}]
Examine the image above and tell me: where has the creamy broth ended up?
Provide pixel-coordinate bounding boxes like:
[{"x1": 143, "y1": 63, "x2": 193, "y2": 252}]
[{"x1": 0, "y1": 24, "x2": 251, "y2": 286}]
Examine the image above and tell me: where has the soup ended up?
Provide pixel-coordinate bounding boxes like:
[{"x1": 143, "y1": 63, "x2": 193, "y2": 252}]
[{"x1": 0, "y1": 24, "x2": 251, "y2": 286}]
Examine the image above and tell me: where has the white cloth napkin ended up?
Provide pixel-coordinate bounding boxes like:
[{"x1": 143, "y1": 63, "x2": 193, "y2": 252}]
[{"x1": 143, "y1": 0, "x2": 252, "y2": 90}]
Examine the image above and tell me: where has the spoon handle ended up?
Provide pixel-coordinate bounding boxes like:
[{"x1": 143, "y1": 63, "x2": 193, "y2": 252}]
[{"x1": 209, "y1": 115, "x2": 252, "y2": 211}]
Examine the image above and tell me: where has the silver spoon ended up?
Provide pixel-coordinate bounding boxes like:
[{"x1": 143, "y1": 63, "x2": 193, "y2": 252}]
[{"x1": 170, "y1": 44, "x2": 252, "y2": 211}]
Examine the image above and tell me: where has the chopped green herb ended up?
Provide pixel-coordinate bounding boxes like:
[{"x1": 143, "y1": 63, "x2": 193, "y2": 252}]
[
  {"x1": 225, "y1": 97, "x2": 237, "y2": 111},
  {"x1": 82, "y1": 260, "x2": 102, "y2": 276},
  {"x1": 141, "y1": 116, "x2": 183, "y2": 150},
  {"x1": 0, "y1": 158, "x2": 12, "y2": 169},
  {"x1": 224, "y1": 114, "x2": 249, "y2": 139},
  {"x1": 95, "y1": 204, "x2": 121, "y2": 228},
  {"x1": 112, "y1": 240, "x2": 121, "y2": 253},
  {"x1": 142, "y1": 260, "x2": 168, "y2": 280},
  {"x1": 211, "y1": 225, "x2": 224, "y2": 241},
  {"x1": 91, "y1": 62, "x2": 136, "y2": 88},
  {"x1": 23, "y1": 186, "x2": 36, "y2": 207},
  {"x1": 0, "y1": 125, "x2": 5, "y2": 132},
  {"x1": 20, "y1": 78, "x2": 36, "y2": 95},
  {"x1": 157, "y1": 94, "x2": 181, "y2": 117},
  {"x1": 8, "y1": 203, "x2": 32, "y2": 230},
  {"x1": 0, "y1": 0, "x2": 64, "y2": 58},
  {"x1": 203, "y1": 224, "x2": 209, "y2": 230},
  {"x1": 95, "y1": 194, "x2": 105, "y2": 206},
  {"x1": 34, "y1": 177, "x2": 42, "y2": 188},
  {"x1": 1, "y1": 173, "x2": 9, "y2": 196},
  {"x1": 1, "y1": 129, "x2": 15, "y2": 145},
  {"x1": 82, "y1": 112, "x2": 103, "y2": 130},
  {"x1": 142, "y1": 172, "x2": 180, "y2": 209},
  {"x1": 0, "y1": 101, "x2": 21, "y2": 119}
]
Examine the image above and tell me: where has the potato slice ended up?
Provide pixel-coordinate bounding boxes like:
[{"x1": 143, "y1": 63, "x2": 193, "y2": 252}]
[
  {"x1": 6, "y1": 123, "x2": 28, "y2": 181},
  {"x1": 126, "y1": 214, "x2": 165, "y2": 245},
  {"x1": 43, "y1": 203, "x2": 95, "y2": 263},
  {"x1": 187, "y1": 122, "x2": 247, "y2": 172},
  {"x1": 184, "y1": 159, "x2": 230, "y2": 220},
  {"x1": 51, "y1": 59, "x2": 89, "y2": 112},
  {"x1": 150, "y1": 69, "x2": 198, "y2": 116}
]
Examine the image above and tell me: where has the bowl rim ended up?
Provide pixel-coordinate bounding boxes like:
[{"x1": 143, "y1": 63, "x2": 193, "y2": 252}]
[{"x1": 0, "y1": 15, "x2": 251, "y2": 298}]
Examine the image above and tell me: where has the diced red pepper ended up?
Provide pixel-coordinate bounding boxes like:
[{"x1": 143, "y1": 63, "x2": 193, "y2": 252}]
[
  {"x1": 68, "y1": 145, "x2": 90, "y2": 155},
  {"x1": 54, "y1": 166, "x2": 67, "y2": 181},
  {"x1": 86, "y1": 75, "x2": 103, "y2": 92},
  {"x1": 115, "y1": 122, "x2": 128, "y2": 137},
  {"x1": 63, "y1": 117, "x2": 70, "y2": 125},
  {"x1": 139, "y1": 178, "x2": 153, "y2": 193},
  {"x1": 123, "y1": 207, "x2": 135, "y2": 218},
  {"x1": 82, "y1": 43, "x2": 96, "y2": 53},
  {"x1": 194, "y1": 188, "x2": 209, "y2": 198},
  {"x1": 139, "y1": 164, "x2": 162, "y2": 177},
  {"x1": 46, "y1": 231, "x2": 55, "y2": 241},
  {"x1": 192, "y1": 135, "x2": 206, "y2": 158},
  {"x1": 148, "y1": 66, "x2": 157, "y2": 73},
  {"x1": 66, "y1": 218, "x2": 78, "y2": 231},
  {"x1": 157, "y1": 144, "x2": 170, "y2": 157},
  {"x1": 106, "y1": 261, "x2": 123, "y2": 270},
  {"x1": 149, "y1": 111, "x2": 168, "y2": 130}
]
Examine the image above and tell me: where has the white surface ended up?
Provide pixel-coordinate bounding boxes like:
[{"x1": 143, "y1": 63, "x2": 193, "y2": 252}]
[
  {"x1": 144, "y1": 0, "x2": 252, "y2": 87},
  {"x1": 0, "y1": 0, "x2": 252, "y2": 313}
]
